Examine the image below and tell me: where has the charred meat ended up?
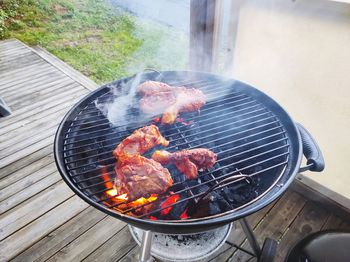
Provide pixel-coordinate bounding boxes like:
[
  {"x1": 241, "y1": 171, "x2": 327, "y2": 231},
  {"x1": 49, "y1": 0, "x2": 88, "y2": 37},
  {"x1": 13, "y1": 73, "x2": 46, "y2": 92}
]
[
  {"x1": 114, "y1": 155, "x2": 173, "y2": 201},
  {"x1": 113, "y1": 125, "x2": 169, "y2": 158},
  {"x1": 152, "y1": 148, "x2": 217, "y2": 179}
]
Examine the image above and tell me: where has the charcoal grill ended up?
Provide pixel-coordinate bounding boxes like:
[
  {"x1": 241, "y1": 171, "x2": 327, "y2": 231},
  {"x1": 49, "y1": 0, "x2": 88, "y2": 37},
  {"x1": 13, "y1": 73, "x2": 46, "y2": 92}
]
[{"x1": 54, "y1": 71, "x2": 324, "y2": 261}]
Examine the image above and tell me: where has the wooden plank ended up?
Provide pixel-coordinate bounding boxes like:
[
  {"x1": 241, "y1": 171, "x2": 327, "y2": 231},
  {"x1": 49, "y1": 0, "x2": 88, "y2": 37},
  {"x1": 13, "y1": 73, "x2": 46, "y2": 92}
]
[
  {"x1": 0, "y1": 121, "x2": 56, "y2": 154},
  {"x1": 0, "y1": 145, "x2": 53, "y2": 180},
  {"x1": 204, "y1": 198, "x2": 277, "y2": 262},
  {"x1": 0, "y1": 67, "x2": 60, "y2": 91},
  {"x1": 0, "y1": 153, "x2": 54, "y2": 188},
  {"x1": 12, "y1": 207, "x2": 106, "y2": 262},
  {"x1": 0, "y1": 46, "x2": 30, "y2": 58},
  {"x1": 322, "y1": 213, "x2": 344, "y2": 230},
  {"x1": 229, "y1": 191, "x2": 307, "y2": 261},
  {"x1": 0, "y1": 49, "x2": 34, "y2": 63},
  {"x1": 0, "y1": 106, "x2": 69, "y2": 140},
  {"x1": 0, "y1": 63, "x2": 56, "y2": 86},
  {"x1": 83, "y1": 226, "x2": 135, "y2": 262},
  {"x1": 190, "y1": 0, "x2": 210, "y2": 71},
  {"x1": 6, "y1": 81, "x2": 81, "y2": 111},
  {"x1": 0, "y1": 39, "x2": 27, "y2": 50},
  {"x1": 0, "y1": 40, "x2": 25, "y2": 50},
  {"x1": 0, "y1": 161, "x2": 57, "y2": 202},
  {"x1": 275, "y1": 201, "x2": 329, "y2": 262},
  {"x1": 0, "y1": 181, "x2": 74, "y2": 240},
  {"x1": 211, "y1": 0, "x2": 223, "y2": 72},
  {"x1": 0, "y1": 95, "x2": 81, "y2": 136},
  {"x1": 1, "y1": 71, "x2": 65, "y2": 97},
  {"x1": 0, "y1": 46, "x2": 33, "y2": 58},
  {"x1": 3, "y1": 74, "x2": 69, "y2": 102},
  {"x1": 0, "y1": 88, "x2": 86, "y2": 126},
  {"x1": 46, "y1": 216, "x2": 126, "y2": 262},
  {"x1": 0, "y1": 61, "x2": 48, "y2": 79},
  {"x1": 209, "y1": 192, "x2": 293, "y2": 261},
  {"x1": 0, "y1": 53, "x2": 43, "y2": 73},
  {"x1": 0, "y1": 195, "x2": 88, "y2": 262},
  {"x1": 339, "y1": 220, "x2": 350, "y2": 230},
  {"x1": 1, "y1": 120, "x2": 60, "y2": 158},
  {"x1": 118, "y1": 245, "x2": 139, "y2": 262},
  {"x1": 0, "y1": 172, "x2": 61, "y2": 214},
  {"x1": 292, "y1": 179, "x2": 350, "y2": 223},
  {"x1": 0, "y1": 135, "x2": 55, "y2": 168},
  {"x1": 32, "y1": 46, "x2": 98, "y2": 91}
]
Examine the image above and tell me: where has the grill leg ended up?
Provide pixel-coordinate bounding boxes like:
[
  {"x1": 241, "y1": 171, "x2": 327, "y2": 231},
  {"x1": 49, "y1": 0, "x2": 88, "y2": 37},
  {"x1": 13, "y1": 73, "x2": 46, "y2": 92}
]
[
  {"x1": 240, "y1": 218, "x2": 261, "y2": 257},
  {"x1": 138, "y1": 230, "x2": 153, "y2": 262}
]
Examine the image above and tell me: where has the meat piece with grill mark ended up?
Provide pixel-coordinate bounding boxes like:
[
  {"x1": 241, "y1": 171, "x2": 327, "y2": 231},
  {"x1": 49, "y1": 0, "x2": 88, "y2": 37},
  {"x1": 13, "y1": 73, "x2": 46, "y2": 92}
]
[
  {"x1": 152, "y1": 148, "x2": 217, "y2": 179},
  {"x1": 138, "y1": 81, "x2": 206, "y2": 125},
  {"x1": 139, "y1": 91, "x2": 176, "y2": 115},
  {"x1": 114, "y1": 155, "x2": 173, "y2": 201},
  {"x1": 161, "y1": 87, "x2": 206, "y2": 125},
  {"x1": 113, "y1": 125, "x2": 169, "y2": 158},
  {"x1": 137, "y1": 81, "x2": 172, "y2": 96}
]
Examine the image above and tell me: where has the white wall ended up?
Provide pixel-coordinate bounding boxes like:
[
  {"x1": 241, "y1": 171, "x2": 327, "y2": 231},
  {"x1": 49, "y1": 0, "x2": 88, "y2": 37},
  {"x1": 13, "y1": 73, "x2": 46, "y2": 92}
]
[{"x1": 231, "y1": 0, "x2": 350, "y2": 200}]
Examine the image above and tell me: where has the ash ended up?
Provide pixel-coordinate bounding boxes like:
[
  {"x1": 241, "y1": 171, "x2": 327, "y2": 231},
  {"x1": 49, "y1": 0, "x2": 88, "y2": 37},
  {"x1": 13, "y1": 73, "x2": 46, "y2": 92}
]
[{"x1": 129, "y1": 224, "x2": 231, "y2": 261}]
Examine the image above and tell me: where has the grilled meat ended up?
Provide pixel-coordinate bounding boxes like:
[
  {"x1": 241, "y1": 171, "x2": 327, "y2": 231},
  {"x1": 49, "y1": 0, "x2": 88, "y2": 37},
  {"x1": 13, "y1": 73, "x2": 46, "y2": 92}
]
[
  {"x1": 114, "y1": 155, "x2": 173, "y2": 201},
  {"x1": 139, "y1": 91, "x2": 176, "y2": 115},
  {"x1": 152, "y1": 148, "x2": 217, "y2": 179},
  {"x1": 138, "y1": 82, "x2": 206, "y2": 125},
  {"x1": 137, "y1": 81, "x2": 172, "y2": 96},
  {"x1": 161, "y1": 87, "x2": 206, "y2": 125},
  {"x1": 113, "y1": 125, "x2": 169, "y2": 158}
]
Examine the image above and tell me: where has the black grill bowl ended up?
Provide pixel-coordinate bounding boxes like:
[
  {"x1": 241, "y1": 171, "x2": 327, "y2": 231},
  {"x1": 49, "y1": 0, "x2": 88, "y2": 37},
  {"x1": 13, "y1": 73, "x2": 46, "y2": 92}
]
[{"x1": 54, "y1": 71, "x2": 303, "y2": 234}]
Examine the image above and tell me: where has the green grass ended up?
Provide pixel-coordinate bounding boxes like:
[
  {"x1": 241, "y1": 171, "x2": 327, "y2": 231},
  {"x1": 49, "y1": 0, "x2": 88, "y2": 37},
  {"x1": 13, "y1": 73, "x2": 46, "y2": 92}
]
[{"x1": 1, "y1": 0, "x2": 188, "y2": 83}]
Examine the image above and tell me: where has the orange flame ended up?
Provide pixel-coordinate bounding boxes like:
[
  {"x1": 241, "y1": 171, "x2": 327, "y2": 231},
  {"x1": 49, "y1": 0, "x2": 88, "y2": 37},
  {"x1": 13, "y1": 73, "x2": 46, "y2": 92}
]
[
  {"x1": 101, "y1": 166, "x2": 158, "y2": 215},
  {"x1": 101, "y1": 166, "x2": 118, "y2": 197},
  {"x1": 160, "y1": 194, "x2": 180, "y2": 215},
  {"x1": 128, "y1": 194, "x2": 158, "y2": 208}
]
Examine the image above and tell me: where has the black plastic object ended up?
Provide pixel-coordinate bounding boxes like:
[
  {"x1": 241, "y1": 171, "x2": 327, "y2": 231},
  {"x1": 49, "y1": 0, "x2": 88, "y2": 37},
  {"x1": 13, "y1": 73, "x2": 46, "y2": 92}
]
[
  {"x1": 296, "y1": 123, "x2": 325, "y2": 173},
  {"x1": 285, "y1": 230, "x2": 350, "y2": 262},
  {"x1": 54, "y1": 71, "x2": 324, "y2": 234},
  {"x1": 0, "y1": 96, "x2": 11, "y2": 117},
  {"x1": 259, "y1": 238, "x2": 278, "y2": 262}
]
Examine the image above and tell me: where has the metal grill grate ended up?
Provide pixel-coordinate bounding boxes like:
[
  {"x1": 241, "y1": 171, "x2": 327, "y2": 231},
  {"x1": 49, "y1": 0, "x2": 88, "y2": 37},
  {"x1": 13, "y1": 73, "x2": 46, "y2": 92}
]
[{"x1": 61, "y1": 77, "x2": 290, "y2": 220}]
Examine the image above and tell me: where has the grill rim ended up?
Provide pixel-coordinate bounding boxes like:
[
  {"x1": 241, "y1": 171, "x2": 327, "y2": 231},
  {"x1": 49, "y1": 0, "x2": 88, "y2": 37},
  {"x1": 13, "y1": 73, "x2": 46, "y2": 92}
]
[{"x1": 54, "y1": 71, "x2": 303, "y2": 234}]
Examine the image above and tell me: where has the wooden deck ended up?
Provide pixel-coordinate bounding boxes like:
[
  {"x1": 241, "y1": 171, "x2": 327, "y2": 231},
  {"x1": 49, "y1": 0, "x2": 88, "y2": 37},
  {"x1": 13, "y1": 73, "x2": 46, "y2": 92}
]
[{"x1": 0, "y1": 39, "x2": 349, "y2": 262}]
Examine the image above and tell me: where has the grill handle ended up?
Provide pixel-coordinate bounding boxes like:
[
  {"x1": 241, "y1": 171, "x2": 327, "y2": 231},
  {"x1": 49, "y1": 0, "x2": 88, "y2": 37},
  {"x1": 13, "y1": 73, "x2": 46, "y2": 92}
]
[{"x1": 296, "y1": 123, "x2": 325, "y2": 173}]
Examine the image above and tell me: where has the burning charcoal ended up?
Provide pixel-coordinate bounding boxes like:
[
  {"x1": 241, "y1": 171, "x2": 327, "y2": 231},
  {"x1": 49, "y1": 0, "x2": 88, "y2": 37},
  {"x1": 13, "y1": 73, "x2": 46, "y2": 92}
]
[
  {"x1": 212, "y1": 191, "x2": 231, "y2": 212},
  {"x1": 187, "y1": 199, "x2": 209, "y2": 218},
  {"x1": 167, "y1": 194, "x2": 188, "y2": 220}
]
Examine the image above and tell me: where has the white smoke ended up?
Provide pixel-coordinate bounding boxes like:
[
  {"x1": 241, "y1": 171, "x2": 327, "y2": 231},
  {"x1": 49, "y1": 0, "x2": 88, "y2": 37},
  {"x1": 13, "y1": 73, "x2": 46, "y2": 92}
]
[{"x1": 94, "y1": 72, "x2": 143, "y2": 127}]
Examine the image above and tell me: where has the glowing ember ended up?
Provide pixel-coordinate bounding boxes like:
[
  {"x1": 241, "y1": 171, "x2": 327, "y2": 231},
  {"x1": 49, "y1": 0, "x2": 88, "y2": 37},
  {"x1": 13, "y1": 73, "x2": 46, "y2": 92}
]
[
  {"x1": 160, "y1": 194, "x2": 180, "y2": 215},
  {"x1": 180, "y1": 208, "x2": 189, "y2": 220},
  {"x1": 106, "y1": 188, "x2": 119, "y2": 197},
  {"x1": 101, "y1": 166, "x2": 119, "y2": 197},
  {"x1": 128, "y1": 194, "x2": 158, "y2": 207},
  {"x1": 101, "y1": 166, "x2": 114, "y2": 189}
]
